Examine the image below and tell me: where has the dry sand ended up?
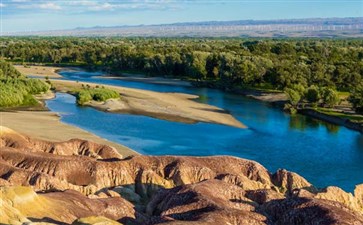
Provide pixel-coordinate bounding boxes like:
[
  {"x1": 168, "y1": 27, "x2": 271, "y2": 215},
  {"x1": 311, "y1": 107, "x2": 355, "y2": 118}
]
[
  {"x1": 0, "y1": 111, "x2": 137, "y2": 157},
  {"x1": 52, "y1": 79, "x2": 246, "y2": 128},
  {"x1": 14, "y1": 65, "x2": 63, "y2": 78}
]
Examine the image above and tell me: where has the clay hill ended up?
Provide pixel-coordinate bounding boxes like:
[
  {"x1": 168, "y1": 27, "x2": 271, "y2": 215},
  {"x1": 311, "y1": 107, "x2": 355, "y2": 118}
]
[{"x1": 0, "y1": 126, "x2": 362, "y2": 225}]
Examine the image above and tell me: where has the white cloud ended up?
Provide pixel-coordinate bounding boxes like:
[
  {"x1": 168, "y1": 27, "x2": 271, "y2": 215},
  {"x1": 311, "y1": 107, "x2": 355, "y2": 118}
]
[
  {"x1": 39, "y1": 3, "x2": 62, "y2": 10},
  {"x1": 0, "y1": 3, "x2": 5, "y2": 8},
  {"x1": 67, "y1": 0, "x2": 98, "y2": 7},
  {"x1": 89, "y1": 3, "x2": 116, "y2": 11},
  {"x1": 64, "y1": 0, "x2": 181, "y2": 11},
  {"x1": 5, "y1": 0, "x2": 186, "y2": 13},
  {"x1": 11, "y1": 0, "x2": 30, "y2": 2},
  {"x1": 12, "y1": 1, "x2": 62, "y2": 10}
]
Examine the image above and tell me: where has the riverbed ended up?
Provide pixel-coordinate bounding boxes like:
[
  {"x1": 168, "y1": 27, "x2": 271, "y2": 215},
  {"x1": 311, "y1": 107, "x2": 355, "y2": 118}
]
[{"x1": 45, "y1": 69, "x2": 363, "y2": 192}]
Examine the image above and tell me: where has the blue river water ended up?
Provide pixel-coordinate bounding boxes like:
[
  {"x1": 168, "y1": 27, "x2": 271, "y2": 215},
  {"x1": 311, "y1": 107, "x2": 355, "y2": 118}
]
[{"x1": 45, "y1": 70, "x2": 363, "y2": 192}]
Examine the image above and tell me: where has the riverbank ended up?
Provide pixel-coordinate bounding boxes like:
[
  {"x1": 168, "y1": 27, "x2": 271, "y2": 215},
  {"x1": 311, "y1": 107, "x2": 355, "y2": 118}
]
[
  {"x1": 300, "y1": 108, "x2": 363, "y2": 133},
  {"x1": 192, "y1": 80, "x2": 363, "y2": 133},
  {"x1": 0, "y1": 111, "x2": 137, "y2": 157},
  {"x1": 51, "y1": 79, "x2": 245, "y2": 128}
]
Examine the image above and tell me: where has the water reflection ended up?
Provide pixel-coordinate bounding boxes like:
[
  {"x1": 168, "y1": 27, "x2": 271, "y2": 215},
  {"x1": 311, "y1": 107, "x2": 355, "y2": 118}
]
[
  {"x1": 289, "y1": 114, "x2": 341, "y2": 134},
  {"x1": 198, "y1": 95, "x2": 209, "y2": 104},
  {"x1": 325, "y1": 123, "x2": 340, "y2": 134},
  {"x1": 289, "y1": 115, "x2": 319, "y2": 131}
]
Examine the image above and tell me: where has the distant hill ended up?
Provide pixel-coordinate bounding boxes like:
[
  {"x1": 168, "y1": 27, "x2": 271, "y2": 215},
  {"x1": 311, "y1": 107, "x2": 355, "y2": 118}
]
[{"x1": 7, "y1": 17, "x2": 363, "y2": 38}]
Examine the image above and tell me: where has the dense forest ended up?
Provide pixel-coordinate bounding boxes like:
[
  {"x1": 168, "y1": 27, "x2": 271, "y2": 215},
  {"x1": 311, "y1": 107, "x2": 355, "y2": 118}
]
[
  {"x1": 1, "y1": 37, "x2": 362, "y2": 112},
  {"x1": 0, "y1": 61, "x2": 50, "y2": 107}
]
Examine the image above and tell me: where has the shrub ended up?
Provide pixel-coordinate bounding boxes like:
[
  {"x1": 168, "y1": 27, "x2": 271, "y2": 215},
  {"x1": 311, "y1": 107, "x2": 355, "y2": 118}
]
[
  {"x1": 291, "y1": 83, "x2": 306, "y2": 95},
  {"x1": 22, "y1": 94, "x2": 39, "y2": 106},
  {"x1": 0, "y1": 78, "x2": 49, "y2": 107},
  {"x1": 321, "y1": 87, "x2": 340, "y2": 108},
  {"x1": 0, "y1": 60, "x2": 22, "y2": 78},
  {"x1": 305, "y1": 85, "x2": 320, "y2": 103},
  {"x1": 0, "y1": 61, "x2": 51, "y2": 107},
  {"x1": 285, "y1": 88, "x2": 301, "y2": 107},
  {"x1": 284, "y1": 103, "x2": 297, "y2": 114},
  {"x1": 0, "y1": 83, "x2": 24, "y2": 106},
  {"x1": 76, "y1": 87, "x2": 120, "y2": 105},
  {"x1": 76, "y1": 90, "x2": 93, "y2": 105}
]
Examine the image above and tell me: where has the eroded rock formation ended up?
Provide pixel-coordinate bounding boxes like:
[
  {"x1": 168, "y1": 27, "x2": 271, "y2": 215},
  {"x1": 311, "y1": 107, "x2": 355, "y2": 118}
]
[
  {"x1": 0, "y1": 126, "x2": 122, "y2": 159},
  {"x1": 0, "y1": 127, "x2": 362, "y2": 225}
]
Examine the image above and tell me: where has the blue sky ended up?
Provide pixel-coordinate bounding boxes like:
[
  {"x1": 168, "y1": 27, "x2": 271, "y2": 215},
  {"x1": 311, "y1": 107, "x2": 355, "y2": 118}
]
[{"x1": 1, "y1": 0, "x2": 362, "y2": 32}]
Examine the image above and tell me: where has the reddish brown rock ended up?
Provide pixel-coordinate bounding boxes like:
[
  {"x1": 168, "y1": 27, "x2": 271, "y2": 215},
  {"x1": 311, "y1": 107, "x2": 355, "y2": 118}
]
[
  {"x1": 0, "y1": 127, "x2": 122, "y2": 159},
  {"x1": 315, "y1": 186, "x2": 363, "y2": 213},
  {"x1": 0, "y1": 186, "x2": 141, "y2": 225},
  {"x1": 245, "y1": 189, "x2": 285, "y2": 205},
  {"x1": 0, "y1": 127, "x2": 363, "y2": 225},
  {"x1": 272, "y1": 169, "x2": 316, "y2": 193},
  {"x1": 261, "y1": 196, "x2": 363, "y2": 225},
  {"x1": 146, "y1": 179, "x2": 266, "y2": 225}
]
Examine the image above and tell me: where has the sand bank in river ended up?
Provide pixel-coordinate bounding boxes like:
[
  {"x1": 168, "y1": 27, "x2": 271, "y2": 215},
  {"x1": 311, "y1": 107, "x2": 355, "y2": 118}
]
[
  {"x1": 16, "y1": 65, "x2": 245, "y2": 127},
  {"x1": 14, "y1": 65, "x2": 63, "y2": 78},
  {"x1": 0, "y1": 111, "x2": 137, "y2": 157},
  {"x1": 52, "y1": 79, "x2": 246, "y2": 128}
]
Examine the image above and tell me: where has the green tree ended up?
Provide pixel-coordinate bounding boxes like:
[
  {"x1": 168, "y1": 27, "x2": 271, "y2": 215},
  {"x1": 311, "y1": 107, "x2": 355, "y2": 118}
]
[
  {"x1": 348, "y1": 83, "x2": 363, "y2": 114},
  {"x1": 305, "y1": 85, "x2": 321, "y2": 103},
  {"x1": 321, "y1": 88, "x2": 340, "y2": 108},
  {"x1": 188, "y1": 51, "x2": 209, "y2": 80},
  {"x1": 285, "y1": 88, "x2": 301, "y2": 107}
]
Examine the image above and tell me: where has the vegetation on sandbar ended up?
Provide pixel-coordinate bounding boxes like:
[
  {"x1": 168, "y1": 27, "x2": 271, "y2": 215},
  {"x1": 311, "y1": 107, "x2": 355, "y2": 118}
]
[{"x1": 74, "y1": 85, "x2": 120, "y2": 105}]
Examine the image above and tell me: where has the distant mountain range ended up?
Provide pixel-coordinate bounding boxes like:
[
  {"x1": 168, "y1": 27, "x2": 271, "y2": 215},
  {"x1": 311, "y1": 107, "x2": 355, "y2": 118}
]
[{"x1": 8, "y1": 17, "x2": 363, "y2": 38}]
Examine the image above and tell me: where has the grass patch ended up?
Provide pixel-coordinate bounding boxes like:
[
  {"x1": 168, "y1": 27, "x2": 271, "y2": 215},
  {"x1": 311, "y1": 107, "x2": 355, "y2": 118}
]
[{"x1": 337, "y1": 91, "x2": 350, "y2": 99}]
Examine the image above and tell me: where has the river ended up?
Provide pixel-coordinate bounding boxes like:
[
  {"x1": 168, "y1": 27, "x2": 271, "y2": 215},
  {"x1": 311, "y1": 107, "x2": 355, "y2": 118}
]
[{"x1": 45, "y1": 70, "x2": 363, "y2": 192}]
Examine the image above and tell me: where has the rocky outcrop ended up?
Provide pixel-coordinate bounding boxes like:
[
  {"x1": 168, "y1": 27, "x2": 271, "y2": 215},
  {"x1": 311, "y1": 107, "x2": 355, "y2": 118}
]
[
  {"x1": 261, "y1": 196, "x2": 363, "y2": 224},
  {"x1": 0, "y1": 126, "x2": 122, "y2": 159},
  {"x1": 0, "y1": 186, "x2": 139, "y2": 225},
  {"x1": 146, "y1": 179, "x2": 266, "y2": 225},
  {"x1": 1, "y1": 127, "x2": 363, "y2": 224},
  {"x1": 315, "y1": 186, "x2": 363, "y2": 213},
  {"x1": 272, "y1": 169, "x2": 316, "y2": 193},
  {"x1": 355, "y1": 184, "x2": 363, "y2": 207}
]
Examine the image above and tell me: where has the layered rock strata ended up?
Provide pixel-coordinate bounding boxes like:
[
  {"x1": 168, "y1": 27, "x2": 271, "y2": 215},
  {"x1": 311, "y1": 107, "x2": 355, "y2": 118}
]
[{"x1": 0, "y1": 127, "x2": 362, "y2": 225}]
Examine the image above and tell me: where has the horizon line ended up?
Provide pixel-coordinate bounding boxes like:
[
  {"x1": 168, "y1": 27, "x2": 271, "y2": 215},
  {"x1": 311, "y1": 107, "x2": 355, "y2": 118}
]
[{"x1": 5, "y1": 16, "x2": 363, "y2": 34}]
